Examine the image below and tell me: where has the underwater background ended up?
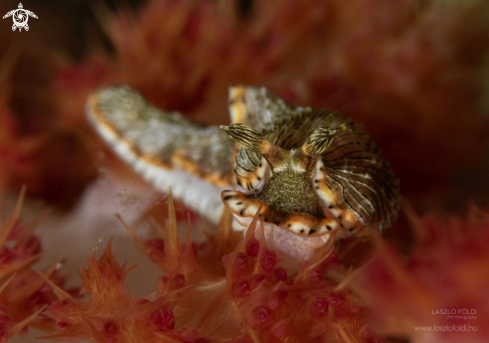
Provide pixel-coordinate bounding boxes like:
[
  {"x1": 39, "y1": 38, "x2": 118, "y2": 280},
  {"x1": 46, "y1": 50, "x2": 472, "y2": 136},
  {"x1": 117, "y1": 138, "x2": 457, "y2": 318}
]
[{"x1": 0, "y1": 0, "x2": 488, "y2": 342}]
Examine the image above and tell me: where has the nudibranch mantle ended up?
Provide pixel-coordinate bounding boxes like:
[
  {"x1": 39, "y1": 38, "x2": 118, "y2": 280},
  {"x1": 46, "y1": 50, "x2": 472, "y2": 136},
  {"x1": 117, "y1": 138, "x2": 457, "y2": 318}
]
[{"x1": 86, "y1": 85, "x2": 400, "y2": 240}]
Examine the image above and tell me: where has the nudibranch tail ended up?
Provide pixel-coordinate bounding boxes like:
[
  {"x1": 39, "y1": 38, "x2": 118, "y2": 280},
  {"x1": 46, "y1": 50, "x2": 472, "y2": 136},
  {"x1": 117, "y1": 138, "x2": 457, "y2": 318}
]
[{"x1": 86, "y1": 86, "x2": 233, "y2": 225}]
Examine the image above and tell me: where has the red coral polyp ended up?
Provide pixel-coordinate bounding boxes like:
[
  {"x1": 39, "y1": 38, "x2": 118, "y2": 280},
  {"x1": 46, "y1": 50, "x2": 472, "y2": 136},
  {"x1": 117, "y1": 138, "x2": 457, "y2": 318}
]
[
  {"x1": 148, "y1": 306, "x2": 175, "y2": 331},
  {"x1": 0, "y1": 188, "x2": 75, "y2": 341},
  {"x1": 45, "y1": 193, "x2": 379, "y2": 343}
]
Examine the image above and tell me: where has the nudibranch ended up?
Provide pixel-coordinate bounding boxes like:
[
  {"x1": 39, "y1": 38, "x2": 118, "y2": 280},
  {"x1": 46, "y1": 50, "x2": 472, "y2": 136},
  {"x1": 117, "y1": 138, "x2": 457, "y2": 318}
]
[{"x1": 87, "y1": 86, "x2": 400, "y2": 240}]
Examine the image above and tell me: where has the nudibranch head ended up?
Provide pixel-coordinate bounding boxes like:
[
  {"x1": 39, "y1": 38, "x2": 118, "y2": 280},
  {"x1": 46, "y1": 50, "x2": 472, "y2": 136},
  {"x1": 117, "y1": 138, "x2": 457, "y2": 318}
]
[
  {"x1": 221, "y1": 86, "x2": 401, "y2": 239},
  {"x1": 221, "y1": 124, "x2": 341, "y2": 236}
]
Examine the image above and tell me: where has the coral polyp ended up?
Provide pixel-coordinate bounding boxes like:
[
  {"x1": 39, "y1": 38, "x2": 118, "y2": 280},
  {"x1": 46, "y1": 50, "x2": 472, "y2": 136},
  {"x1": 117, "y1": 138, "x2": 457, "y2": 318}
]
[
  {"x1": 44, "y1": 192, "x2": 380, "y2": 343},
  {"x1": 0, "y1": 187, "x2": 74, "y2": 341}
]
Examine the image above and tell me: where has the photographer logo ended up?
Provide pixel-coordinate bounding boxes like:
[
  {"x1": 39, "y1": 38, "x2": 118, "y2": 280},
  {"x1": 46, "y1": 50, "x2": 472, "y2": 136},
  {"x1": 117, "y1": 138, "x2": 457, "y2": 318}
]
[{"x1": 3, "y1": 3, "x2": 38, "y2": 32}]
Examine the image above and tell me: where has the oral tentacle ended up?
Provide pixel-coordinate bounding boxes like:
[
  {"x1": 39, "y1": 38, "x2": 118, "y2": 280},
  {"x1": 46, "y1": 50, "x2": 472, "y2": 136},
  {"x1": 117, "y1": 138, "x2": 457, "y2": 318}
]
[
  {"x1": 222, "y1": 187, "x2": 340, "y2": 238},
  {"x1": 221, "y1": 190, "x2": 268, "y2": 218}
]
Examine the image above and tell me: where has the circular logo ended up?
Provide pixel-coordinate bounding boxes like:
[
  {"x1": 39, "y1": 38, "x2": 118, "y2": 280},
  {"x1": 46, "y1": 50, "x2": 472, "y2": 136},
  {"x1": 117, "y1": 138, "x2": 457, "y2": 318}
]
[{"x1": 13, "y1": 9, "x2": 27, "y2": 28}]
